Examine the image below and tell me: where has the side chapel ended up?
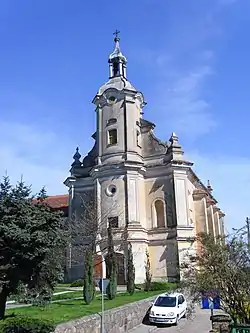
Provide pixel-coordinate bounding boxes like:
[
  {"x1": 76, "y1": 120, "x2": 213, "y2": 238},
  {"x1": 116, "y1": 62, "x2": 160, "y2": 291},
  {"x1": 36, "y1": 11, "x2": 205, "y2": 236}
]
[{"x1": 62, "y1": 32, "x2": 225, "y2": 283}]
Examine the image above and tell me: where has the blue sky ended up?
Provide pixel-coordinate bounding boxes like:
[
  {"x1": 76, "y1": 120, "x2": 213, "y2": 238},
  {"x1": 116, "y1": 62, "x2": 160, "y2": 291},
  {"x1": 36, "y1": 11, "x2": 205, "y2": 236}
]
[{"x1": 0, "y1": 0, "x2": 249, "y2": 231}]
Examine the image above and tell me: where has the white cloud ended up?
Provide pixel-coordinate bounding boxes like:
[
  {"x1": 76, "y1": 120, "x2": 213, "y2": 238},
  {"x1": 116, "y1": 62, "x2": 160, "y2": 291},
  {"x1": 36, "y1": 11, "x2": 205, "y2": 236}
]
[
  {"x1": 0, "y1": 121, "x2": 248, "y2": 234},
  {"x1": 135, "y1": 0, "x2": 240, "y2": 142},
  {"x1": 0, "y1": 120, "x2": 71, "y2": 195},
  {"x1": 187, "y1": 150, "x2": 250, "y2": 231},
  {"x1": 156, "y1": 66, "x2": 217, "y2": 140}
]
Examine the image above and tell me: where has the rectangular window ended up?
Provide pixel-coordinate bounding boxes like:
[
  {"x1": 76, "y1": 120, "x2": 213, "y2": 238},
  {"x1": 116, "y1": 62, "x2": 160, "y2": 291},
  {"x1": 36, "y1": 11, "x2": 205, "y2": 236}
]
[
  {"x1": 108, "y1": 216, "x2": 119, "y2": 228},
  {"x1": 108, "y1": 129, "x2": 117, "y2": 145}
]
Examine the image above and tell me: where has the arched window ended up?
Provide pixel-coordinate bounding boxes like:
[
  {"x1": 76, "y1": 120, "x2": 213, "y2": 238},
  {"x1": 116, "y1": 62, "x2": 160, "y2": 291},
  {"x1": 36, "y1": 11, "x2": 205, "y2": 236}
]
[{"x1": 154, "y1": 200, "x2": 165, "y2": 228}]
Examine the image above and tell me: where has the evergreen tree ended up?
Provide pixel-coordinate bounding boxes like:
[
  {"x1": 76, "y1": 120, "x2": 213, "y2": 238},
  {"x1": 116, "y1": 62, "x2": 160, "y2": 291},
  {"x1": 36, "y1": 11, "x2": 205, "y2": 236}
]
[
  {"x1": 126, "y1": 242, "x2": 135, "y2": 295},
  {"x1": 83, "y1": 247, "x2": 95, "y2": 304},
  {"x1": 144, "y1": 249, "x2": 152, "y2": 291},
  {"x1": 106, "y1": 225, "x2": 117, "y2": 300},
  {"x1": 0, "y1": 176, "x2": 66, "y2": 319}
]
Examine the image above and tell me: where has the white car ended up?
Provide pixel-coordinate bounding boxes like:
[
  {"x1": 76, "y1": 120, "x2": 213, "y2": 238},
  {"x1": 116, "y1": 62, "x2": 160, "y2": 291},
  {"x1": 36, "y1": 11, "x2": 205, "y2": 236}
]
[{"x1": 149, "y1": 292, "x2": 187, "y2": 325}]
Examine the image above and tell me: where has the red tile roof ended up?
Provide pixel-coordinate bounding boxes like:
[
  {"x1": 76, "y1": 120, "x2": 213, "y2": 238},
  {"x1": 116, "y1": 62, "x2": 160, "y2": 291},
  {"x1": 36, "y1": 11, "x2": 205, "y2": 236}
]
[{"x1": 35, "y1": 194, "x2": 69, "y2": 209}]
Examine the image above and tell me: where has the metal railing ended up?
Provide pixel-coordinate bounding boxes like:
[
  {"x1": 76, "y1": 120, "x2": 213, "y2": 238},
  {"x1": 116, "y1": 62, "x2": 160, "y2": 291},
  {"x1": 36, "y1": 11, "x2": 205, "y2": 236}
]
[{"x1": 230, "y1": 325, "x2": 250, "y2": 333}]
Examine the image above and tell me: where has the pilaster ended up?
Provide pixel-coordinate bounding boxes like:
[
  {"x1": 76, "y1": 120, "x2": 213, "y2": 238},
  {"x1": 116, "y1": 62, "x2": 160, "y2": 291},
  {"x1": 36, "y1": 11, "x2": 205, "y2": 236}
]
[
  {"x1": 127, "y1": 171, "x2": 140, "y2": 224},
  {"x1": 213, "y1": 206, "x2": 221, "y2": 239},
  {"x1": 173, "y1": 168, "x2": 189, "y2": 227},
  {"x1": 206, "y1": 199, "x2": 216, "y2": 240},
  {"x1": 218, "y1": 210, "x2": 226, "y2": 236},
  {"x1": 192, "y1": 189, "x2": 209, "y2": 234}
]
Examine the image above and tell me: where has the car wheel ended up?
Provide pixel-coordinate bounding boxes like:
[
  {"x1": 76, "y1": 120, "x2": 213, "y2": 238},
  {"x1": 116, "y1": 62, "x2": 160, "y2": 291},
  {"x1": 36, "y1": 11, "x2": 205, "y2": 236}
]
[
  {"x1": 183, "y1": 311, "x2": 186, "y2": 318},
  {"x1": 174, "y1": 315, "x2": 179, "y2": 326}
]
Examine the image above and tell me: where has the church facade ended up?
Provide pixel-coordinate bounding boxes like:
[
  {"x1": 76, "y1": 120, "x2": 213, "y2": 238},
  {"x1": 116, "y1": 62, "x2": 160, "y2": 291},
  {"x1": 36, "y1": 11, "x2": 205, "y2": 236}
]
[{"x1": 63, "y1": 33, "x2": 225, "y2": 283}]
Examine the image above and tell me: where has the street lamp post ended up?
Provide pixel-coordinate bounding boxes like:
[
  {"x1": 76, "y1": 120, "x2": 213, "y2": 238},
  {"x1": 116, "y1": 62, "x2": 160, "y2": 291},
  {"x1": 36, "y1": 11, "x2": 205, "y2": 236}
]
[
  {"x1": 246, "y1": 217, "x2": 250, "y2": 251},
  {"x1": 96, "y1": 234, "x2": 105, "y2": 333}
]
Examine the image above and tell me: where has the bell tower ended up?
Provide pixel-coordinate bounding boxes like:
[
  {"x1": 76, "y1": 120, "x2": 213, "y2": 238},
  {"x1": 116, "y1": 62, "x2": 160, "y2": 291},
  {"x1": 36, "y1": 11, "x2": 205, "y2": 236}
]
[
  {"x1": 66, "y1": 32, "x2": 150, "y2": 284},
  {"x1": 92, "y1": 31, "x2": 146, "y2": 166},
  {"x1": 108, "y1": 30, "x2": 127, "y2": 79}
]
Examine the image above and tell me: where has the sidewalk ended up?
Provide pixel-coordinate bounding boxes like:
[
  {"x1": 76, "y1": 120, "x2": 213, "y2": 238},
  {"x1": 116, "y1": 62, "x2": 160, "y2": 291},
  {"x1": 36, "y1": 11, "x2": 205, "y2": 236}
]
[
  {"x1": 129, "y1": 325, "x2": 157, "y2": 333},
  {"x1": 56, "y1": 285, "x2": 127, "y2": 292}
]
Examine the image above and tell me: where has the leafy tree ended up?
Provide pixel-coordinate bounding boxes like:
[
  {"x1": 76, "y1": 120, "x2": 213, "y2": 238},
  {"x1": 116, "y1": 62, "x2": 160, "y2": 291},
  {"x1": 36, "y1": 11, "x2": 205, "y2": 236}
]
[
  {"x1": 181, "y1": 231, "x2": 250, "y2": 324},
  {"x1": 106, "y1": 225, "x2": 117, "y2": 300},
  {"x1": 83, "y1": 247, "x2": 95, "y2": 304},
  {"x1": 144, "y1": 249, "x2": 152, "y2": 291},
  {"x1": 66, "y1": 192, "x2": 119, "y2": 276},
  {"x1": 0, "y1": 177, "x2": 66, "y2": 319},
  {"x1": 126, "y1": 242, "x2": 135, "y2": 295}
]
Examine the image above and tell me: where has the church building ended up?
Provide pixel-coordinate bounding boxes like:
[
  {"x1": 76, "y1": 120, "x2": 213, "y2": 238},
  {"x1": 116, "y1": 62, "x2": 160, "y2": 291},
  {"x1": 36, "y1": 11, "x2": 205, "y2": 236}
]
[{"x1": 62, "y1": 32, "x2": 225, "y2": 283}]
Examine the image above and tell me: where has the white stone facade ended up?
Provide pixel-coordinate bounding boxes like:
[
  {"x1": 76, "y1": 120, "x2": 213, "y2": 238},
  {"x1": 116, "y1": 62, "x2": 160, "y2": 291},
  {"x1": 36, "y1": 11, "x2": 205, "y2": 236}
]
[{"x1": 64, "y1": 35, "x2": 225, "y2": 284}]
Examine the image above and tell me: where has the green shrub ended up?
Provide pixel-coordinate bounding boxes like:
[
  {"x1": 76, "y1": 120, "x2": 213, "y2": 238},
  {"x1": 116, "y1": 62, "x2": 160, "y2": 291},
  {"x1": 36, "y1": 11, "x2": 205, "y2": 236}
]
[
  {"x1": 106, "y1": 226, "x2": 117, "y2": 300},
  {"x1": 13, "y1": 283, "x2": 53, "y2": 306},
  {"x1": 126, "y1": 243, "x2": 135, "y2": 295},
  {"x1": 144, "y1": 250, "x2": 152, "y2": 292},
  {"x1": 145, "y1": 281, "x2": 178, "y2": 291},
  {"x1": 70, "y1": 279, "x2": 84, "y2": 287},
  {"x1": 83, "y1": 249, "x2": 95, "y2": 305},
  {"x1": 0, "y1": 316, "x2": 55, "y2": 333}
]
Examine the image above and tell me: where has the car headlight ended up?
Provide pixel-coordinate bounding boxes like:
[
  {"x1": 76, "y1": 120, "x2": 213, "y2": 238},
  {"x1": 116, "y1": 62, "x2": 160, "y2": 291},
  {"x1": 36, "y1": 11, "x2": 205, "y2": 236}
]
[
  {"x1": 150, "y1": 311, "x2": 155, "y2": 316},
  {"x1": 167, "y1": 312, "x2": 175, "y2": 317}
]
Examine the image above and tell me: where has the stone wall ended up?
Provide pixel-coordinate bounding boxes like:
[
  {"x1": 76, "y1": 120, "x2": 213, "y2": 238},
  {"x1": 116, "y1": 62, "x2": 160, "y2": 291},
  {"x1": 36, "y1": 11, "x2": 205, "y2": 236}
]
[
  {"x1": 55, "y1": 295, "x2": 156, "y2": 333},
  {"x1": 211, "y1": 314, "x2": 232, "y2": 333}
]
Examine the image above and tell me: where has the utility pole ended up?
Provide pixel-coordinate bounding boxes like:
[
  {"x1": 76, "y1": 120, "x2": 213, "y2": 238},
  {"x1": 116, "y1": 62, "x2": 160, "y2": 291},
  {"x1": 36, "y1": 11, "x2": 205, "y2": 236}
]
[{"x1": 246, "y1": 217, "x2": 250, "y2": 251}]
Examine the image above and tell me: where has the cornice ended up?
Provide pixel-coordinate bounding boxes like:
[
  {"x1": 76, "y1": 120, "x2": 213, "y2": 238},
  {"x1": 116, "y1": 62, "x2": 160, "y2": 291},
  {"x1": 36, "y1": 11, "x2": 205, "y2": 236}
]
[
  {"x1": 90, "y1": 162, "x2": 146, "y2": 179},
  {"x1": 192, "y1": 188, "x2": 208, "y2": 201},
  {"x1": 177, "y1": 236, "x2": 196, "y2": 242},
  {"x1": 170, "y1": 159, "x2": 193, "y2": 167},
  {"x1": 187, "y1": 168, "x2": 218, "y2": 204},
  {"x1": 206, "y1": 197, "x2": 216, "y2": 207},
  {"x1": 213, "y1": 205, "x2": 220, "y2": 213},
  {"x1": 218, "y1": 210, "x2": 226, "y2": 218}
]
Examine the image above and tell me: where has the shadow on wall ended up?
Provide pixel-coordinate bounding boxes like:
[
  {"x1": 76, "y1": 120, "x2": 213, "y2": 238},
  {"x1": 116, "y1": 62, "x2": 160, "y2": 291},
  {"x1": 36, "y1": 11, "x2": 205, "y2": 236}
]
[
  {"x1": 149, "y1": 178, "x2": 180, "y2": 282},
  {"x1": 141, "y1": 305, "x2": 153, "y2": 327},
  {"x1": 156, "y1": 231, "x2": 179, "y2": 282},
  {"x1": 165, "y1": 238, "x2": 180, "y2": 282},
  {"x1": 149, "y1": 178, "x2": 176, "y2": 229}
]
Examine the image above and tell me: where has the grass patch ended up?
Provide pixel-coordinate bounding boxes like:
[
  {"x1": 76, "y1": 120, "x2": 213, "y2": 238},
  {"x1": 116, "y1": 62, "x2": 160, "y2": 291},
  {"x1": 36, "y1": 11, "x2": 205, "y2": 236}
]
[{"x1": 6, "y1": 290, "x2": 164, "y2": 324}]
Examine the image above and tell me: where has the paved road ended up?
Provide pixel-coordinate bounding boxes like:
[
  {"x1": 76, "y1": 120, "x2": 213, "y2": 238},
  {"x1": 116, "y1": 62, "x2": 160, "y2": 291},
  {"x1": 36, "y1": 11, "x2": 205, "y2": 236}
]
[{"x1": 130, "y1": 306, "x2": 219, "y2": 333}]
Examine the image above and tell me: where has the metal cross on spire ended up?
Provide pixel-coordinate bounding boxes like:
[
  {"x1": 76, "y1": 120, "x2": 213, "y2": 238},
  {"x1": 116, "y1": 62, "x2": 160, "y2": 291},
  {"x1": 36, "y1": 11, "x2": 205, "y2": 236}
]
[{"x1": 113, "y1": 29, "x2": 120, "y2": 42}]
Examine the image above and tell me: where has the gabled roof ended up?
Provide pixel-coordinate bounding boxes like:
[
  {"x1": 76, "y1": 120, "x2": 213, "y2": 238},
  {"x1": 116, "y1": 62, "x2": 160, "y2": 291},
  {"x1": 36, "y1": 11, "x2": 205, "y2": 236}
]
[{"x1": 39, "y1": 194, "x2": 69, "y2": 209}]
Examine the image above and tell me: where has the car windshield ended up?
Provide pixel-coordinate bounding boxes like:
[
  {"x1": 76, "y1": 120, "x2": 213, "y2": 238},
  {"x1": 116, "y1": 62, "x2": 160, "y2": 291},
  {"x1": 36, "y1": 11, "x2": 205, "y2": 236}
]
[{"x1": 154, "y1": 296, "x2": 176, "y2": 307}]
